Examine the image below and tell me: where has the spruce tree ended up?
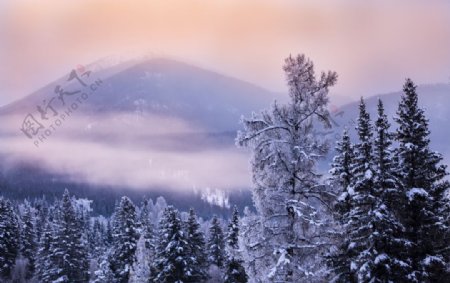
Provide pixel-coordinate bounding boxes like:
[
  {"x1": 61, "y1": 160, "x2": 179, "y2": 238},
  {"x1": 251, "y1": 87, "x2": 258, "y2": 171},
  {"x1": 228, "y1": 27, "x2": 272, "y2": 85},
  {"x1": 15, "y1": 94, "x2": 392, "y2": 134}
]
[
  {"x1": 333, "y1": 98, "x2": 375, "y2": 282},
  {"x1": 0, "y1": 197, "x2": 20, "y2": 280},
  {"x1": 109, "y1": 196, "x2": 140, "y2": 283},
  {"x1": 150, "y1": 206, "x2": 196, "y2": 282},
  {"x1": 394, "y1": 78, "x2": 450, "y2": 282},
  {"x1": 227, "y1": 206, "x2": 240, "y2": 250},
  {"x1": 49, "y1": 189, "x2": 89, "y2": 282},
  {"x1": 185, "y1": 208, "x2": 209, "y2": 281},
  {"x1": 20, "y1": 205, "x2": 37, "y2": 279},
  {"x1": 140, "y1": 198, "x2": 155, "y2": 251},
  {"x1": 370, "y1": 99, "x2": 406, "y2": 281},
  {"x1": 207, "y1": 215, "x2": 226, "y2": 268},
  {"x1": 224, "y1": 207, "x2": 248, "y2": 283},
  {"x1": 35, "y1": 221, "x2": 54, "y2": 282},
  {"x1": 330, "y1": 128, "x2": 355, "y2": 217}
]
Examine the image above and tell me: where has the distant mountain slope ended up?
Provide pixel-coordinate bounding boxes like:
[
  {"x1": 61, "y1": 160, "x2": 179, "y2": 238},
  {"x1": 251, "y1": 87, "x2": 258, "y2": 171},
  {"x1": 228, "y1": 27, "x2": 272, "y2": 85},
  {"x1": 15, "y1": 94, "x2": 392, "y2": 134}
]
[
  {"x1": 0, "y1": 58, "x2": 278, "y2": 214},
  {"x1": 1, "y1": 57, "x2": 449, "y2": 213}
]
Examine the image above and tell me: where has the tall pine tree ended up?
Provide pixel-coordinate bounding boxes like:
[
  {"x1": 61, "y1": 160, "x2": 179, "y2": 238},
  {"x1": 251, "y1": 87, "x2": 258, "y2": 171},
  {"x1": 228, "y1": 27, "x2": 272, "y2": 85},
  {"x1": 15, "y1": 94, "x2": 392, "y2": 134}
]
[
  {"x1": 20, "y1": 205, "x2": 37, "y2": 279},
  {"x1": 333, "y1": 98, "x2": 376, "y2": 282},
  {"x1": 150, "y1": 206, "x2": 196, "y2": 282},
  {"x1": 109, "y1": 196, "x2": 140, "y2": 283},
  {"x1": 0, "y1": 197, "x2": 19, "y2": 280},
  {"x1": 394, "y1": 78, "x2": 450, "y2": 282},
  {"x1": 224, "y1": 207, "x2": 248, "y2": 283},
  {"x1": 208, "y1": 215, "x2": 226, "y2": 268},
  {"x1": 370, "y1": 99, "x2": 407, "y2": 281},
  {"x1": 49, "y1": 189, "x2": 89, "y2": 282},
  {"x1": 185, "y1": 208, "x2": 209, "y2": 281}
]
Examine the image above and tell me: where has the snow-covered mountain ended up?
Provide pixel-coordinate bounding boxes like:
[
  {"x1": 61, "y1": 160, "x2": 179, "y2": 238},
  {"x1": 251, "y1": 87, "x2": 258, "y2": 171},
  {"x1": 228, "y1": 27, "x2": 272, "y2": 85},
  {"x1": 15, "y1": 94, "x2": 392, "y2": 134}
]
[
  {"x1": 0, "y1": 58, "x2": 277, "y2": 213},
  {"x1": 1, "y1": 57, "x2": 449, "y2": 213}
]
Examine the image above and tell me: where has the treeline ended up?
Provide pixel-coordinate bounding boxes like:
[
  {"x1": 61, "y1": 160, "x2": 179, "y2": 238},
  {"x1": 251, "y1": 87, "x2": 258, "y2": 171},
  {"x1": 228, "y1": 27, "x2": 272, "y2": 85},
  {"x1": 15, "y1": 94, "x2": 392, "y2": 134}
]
[
  {"x1": 0, "y1": 191, "x2": 248, "y2": 282},
  {"x1": 235, "y1": 55, "x2": 449, "y2": 282},
  {"x1": 1, "y1": 54, "x2": 449, "y2": 283}
]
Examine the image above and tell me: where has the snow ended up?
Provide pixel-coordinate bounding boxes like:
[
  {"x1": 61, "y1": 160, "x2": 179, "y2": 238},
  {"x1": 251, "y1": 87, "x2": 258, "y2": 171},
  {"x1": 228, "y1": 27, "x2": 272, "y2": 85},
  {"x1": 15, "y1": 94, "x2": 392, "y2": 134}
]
[
  {"x1": 364, "y1": 169, "x2": 373, "y2": 180},
  {"x1": 406, "y1": 188, "x2": 429, "y2": 201},
  {"x1": 422, "y1": 255, "x2": 443, "y2": 266},
  {"x1": 374, "y1": 254, "x2": 388, "y2": 264}
]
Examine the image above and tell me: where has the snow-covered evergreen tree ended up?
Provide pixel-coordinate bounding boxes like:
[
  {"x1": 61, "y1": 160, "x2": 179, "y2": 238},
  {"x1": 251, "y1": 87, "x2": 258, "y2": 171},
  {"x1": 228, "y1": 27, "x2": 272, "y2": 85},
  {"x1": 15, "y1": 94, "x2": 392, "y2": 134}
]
[
  {"x1": 185, "y1": 208, "x2": 209, "y2": 281},
  {"x1": 150, "y1": 206, "x2": 197, "y2": 282},
  {"x1": 330, "y1": 128, "x2": 354, "y2": 217},
  {"x1": 0, "y1": 197, "x2": 20, "y2": 280},
  {"x1": 393, "y1": 78, "x2": 450, "y2": 282},
  {"x1": 48, "y1": 189, "x2": 90, "y2": 282},
  {"x1": 224, "y1": 207, "x2": 248, "y2": 283},
  {"x1": 20, "y1": 204, "x2": 37, "y2": 279},
  {"x1": 369, "y1": 99, "x2": 407, "y2": 281},
  {"x1": 331, "y1": 98, "x2": 376, "y2": 282},
  {"x1": 208, "y1": 215, "x2": 226, "y2": 268},
  {"x1": 109, "y1": 196, "x2": 139, "y2": 283},
  {"x1": 227, "y1": 206, "x2": 240, "y2": 251},
  {"x1": 35, "y1": 221, "x2": 53, "y2": 282},
  {"x1": 236, "y1": 54, "x2": 337, "y2": 281}
]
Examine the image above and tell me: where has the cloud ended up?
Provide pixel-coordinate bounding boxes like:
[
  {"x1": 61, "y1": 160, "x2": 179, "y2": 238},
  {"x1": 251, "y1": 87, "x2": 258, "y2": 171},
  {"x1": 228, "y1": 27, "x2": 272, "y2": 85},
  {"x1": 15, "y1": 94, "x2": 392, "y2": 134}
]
[{"x1": 0, "y1": 112, "x2": 252, "y2": 192}]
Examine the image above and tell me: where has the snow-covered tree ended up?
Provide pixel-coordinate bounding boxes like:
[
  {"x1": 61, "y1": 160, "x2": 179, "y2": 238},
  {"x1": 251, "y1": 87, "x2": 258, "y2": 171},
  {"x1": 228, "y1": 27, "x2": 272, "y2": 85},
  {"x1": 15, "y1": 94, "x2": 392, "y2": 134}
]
[
  {"x1": 369, "y1": 99, "x2": 406, "y2": 281},
  {"x1": 48, "y1": 189, "x2": 89, "y2": 282},
  {"x1": 224, "y1": 207, "x2": 248, "y2": 283},
  {"x1": 329, "y1": 128, "x2": 354, "y2": 217},
  {"x1": 109, "y1": 196, "x2": 139, "y2": 283},
  {"x1": 186, "y1": 208, "x2": 209, "y2": 281},
  {"x1": 139, "y1": 198, "x2": 155, "y2": 252},
  {"x1": 331, "y1": 98, "x2": 376, "y2": 282},
  {"x1": 35, "y1": 221, "x2": 53, "y2": 282},
  {"x1": 393, "y1": 79, "x2": 450, "y2": 282},
  {"x1": 224, "y1": 257, "x2": 248, "y2": 283},
  {"x1": 20, "y1": 204, "x2": 37, "y2": 279},
  {"x1": 208, "y1": 215, "x2": 226, "y2": 268},
  {"x1": 227, "y1": 206, "x2": 240, "y2": 251},
  {"x1": 0, "y1": 197, "x2": 20, "y2": 280},
  {"x1": 150, "y1": 206, "x2": 197, "y2": 282},
  {"x1": 236, "y1": 54, "x2": 337, "y2": 281}
]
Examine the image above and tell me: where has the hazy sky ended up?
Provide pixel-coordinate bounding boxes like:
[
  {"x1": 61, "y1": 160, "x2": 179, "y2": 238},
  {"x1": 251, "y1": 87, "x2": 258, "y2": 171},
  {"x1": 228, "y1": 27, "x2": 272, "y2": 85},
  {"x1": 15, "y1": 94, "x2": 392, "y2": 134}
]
[{"x1": 1, "y1": 0, "x2": 450, "y2": 106}]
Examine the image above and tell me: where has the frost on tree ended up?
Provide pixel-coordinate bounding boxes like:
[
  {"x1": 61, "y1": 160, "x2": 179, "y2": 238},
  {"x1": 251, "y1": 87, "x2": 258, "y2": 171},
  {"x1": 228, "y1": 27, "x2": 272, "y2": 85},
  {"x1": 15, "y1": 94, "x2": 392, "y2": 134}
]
[
  {"x1": 236, "y1": 54, "x2": 337, "y2": 281},
  {"x1": 109, "y1": 196, "x2": 140, "y2": 283},
  {"x1": 330, "y1": 99, "x2": 407, "y2": 282},
  {"x1": 393, "y1": 79, "x2": 450, "y2": 282},
  {"x1": 0, "y1": 197, "x2": 19, "y2": 280},
  {"x1": 150, "y1": 206, "x2": 198, "y2": 283}
]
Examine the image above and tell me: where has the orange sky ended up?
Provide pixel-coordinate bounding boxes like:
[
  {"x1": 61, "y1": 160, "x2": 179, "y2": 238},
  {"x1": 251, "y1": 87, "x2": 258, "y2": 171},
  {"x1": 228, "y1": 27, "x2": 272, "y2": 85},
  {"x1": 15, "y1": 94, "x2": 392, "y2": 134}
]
[{"x1": 1, "y1": 0, "x2": 450, "y2": 106}]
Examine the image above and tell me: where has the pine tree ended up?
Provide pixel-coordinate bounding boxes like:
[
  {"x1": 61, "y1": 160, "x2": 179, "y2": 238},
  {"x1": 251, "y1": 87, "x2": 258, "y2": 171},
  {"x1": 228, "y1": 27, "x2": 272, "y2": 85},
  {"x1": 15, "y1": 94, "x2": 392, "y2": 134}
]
[
  {"x1": 393, "y1": 78, "x2": 450, "y2": 282},
  {"x1": 332, "y1": 98, "x2": 376, "y2": 282},
  {"x1": 185, "y1": 208, "x2": 209, "y2": 281},
  {"x1": 327, "y1": 129, "x2": 355, "y2": 281},
  {"x1": 0, "y1": 197, "x2": 20, "y2": 280},
  {"x1": 49, "y1": 189, "x2": 89, "y2": 282},
  {"x1": 224, "y1": 257, "x2": 248, "y2": 283},
  {"x1": 20, "y1": 205, "x2": 37, "y2": 279},
  {"x1": 370, "y1": 99, "x2": 407, "y2": 281},
  {"x1": 330, "y1": 128, "x2": 355, "y2": 217},
  {"x1": 109, "y1": 196, "x2": 140, "y2": 283},
  {"x1": 150, "y1": 206, "x2": 196, "y2": 282},
  {"x1": 227, "y1": 206, "x2": 240, "y2": 250},
  {"x1": 140, "y1": 198, "x2": 155, "y2": 252},
  {"x1": 224, "y1": 207, "x2": 248, "y2": 283},
  {"x1": 35, "y1": 221, "x2": 54, "y2": 282},
  {"x1": 208, "y1": 215, "x2": 226, "y2": 268}
]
